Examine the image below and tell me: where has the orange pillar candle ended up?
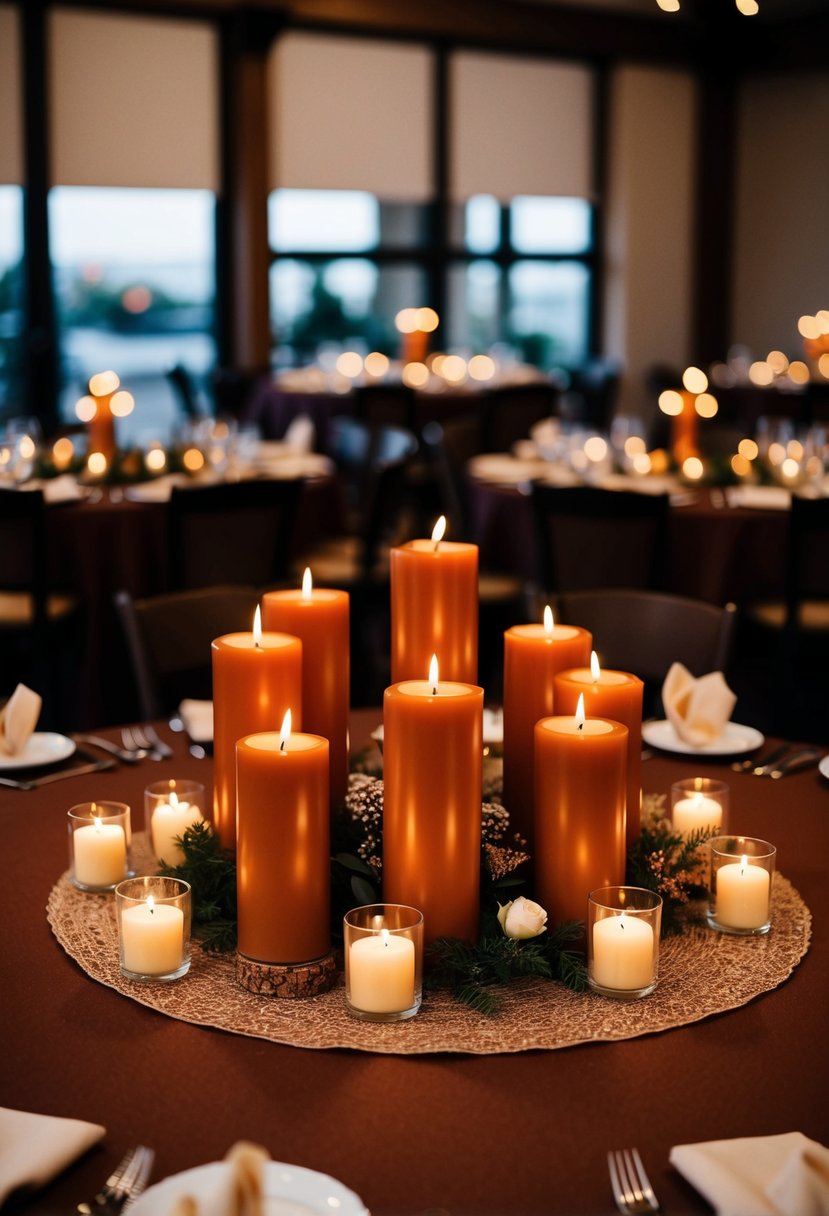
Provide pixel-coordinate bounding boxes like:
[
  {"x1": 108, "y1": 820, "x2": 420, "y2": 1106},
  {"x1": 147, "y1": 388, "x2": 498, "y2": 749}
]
[
  {"x1": 262, "y1": 568, "x2": 350, "y2": 807},
  {"x1": 383, "y1": 656, "x2": 484, "y2": 945},
  {"x1": 390, "y1": 516, "x2": 479, "y2": 684},
  {"x1": 671, "y1": 390, "x2": 699, "y2": 465},
  {"x1": 211, "y1": 609, "x2": 302, "y2": 850},
  {"x1": 554, "y1": 652, "x2": 644, "y2": 853},
  {"x1": 236, "y1": 712, "x2": 330, "y2": 964},
  {"x1": 502, "y1": 607, "x2": 592, "y2": 852},
  {"x1": 534, "y1": 697, "x2": 628, "y2": 930}
]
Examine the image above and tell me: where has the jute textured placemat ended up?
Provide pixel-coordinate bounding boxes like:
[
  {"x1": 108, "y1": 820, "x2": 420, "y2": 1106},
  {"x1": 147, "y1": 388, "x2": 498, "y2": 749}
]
[{"x1": 47, "y1": 833, "x2": 811, "y2": 1055}]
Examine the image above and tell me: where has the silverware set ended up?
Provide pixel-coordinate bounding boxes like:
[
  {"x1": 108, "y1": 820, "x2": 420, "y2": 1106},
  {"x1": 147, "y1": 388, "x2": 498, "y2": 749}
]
[
  {"x1": 0, "y1": 724, "x2": 175, "y2": 792},
  {"x1": 608, "y1": 1147, "x2": 660, "y2": 1214},
  {"x1": 731, "y1": 744, "x2": 823, "y2": 779},
  {"x1": 77, "y1": 1144, "x2": 154, "y2": 1214}
]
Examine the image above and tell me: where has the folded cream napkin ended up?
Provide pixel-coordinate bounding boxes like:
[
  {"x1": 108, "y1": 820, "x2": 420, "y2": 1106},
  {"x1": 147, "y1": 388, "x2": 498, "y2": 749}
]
[
  {"x1": 663, "y1": 662, "x2": 737, "y2": 747},
  {"x1": 0, "y1": 683, "x2": 42, "y2": 756},
  {"x1": 167, "y1": 1143, "x2": 269, "y2": 1216},
  {"x1": 725, "y1": 485, "x2": 792, "y2": 511},
  {"x1": 0, "y1": 1106, "x2": 106, "y2": 1204},
  {"x1": 179, "y1": 699, "x2": 213, "y2": 744},
  {"x1": 670, "y1": 1131, "x2": 829, "y2": 1215},
  {"x1": 19, "y1": 475, "x2": 84, "y2": 503}
]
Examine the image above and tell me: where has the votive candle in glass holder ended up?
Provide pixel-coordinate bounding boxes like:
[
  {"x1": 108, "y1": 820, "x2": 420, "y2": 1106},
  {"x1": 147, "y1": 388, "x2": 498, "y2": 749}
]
[
  {"x1": 588, "y1": 886, "x2": 662, "y2": 1000},
  {"x1": 671, "y1": 777, "x2": 729, "y2": 839},
  {"x1": 68, "y1": 801, "x2": 130, "y2": 892},
  {"x1": 144, "y1": 779, "x2": 205, "y2": 867},
  {"x1": 708, "y1": 836, "x2": 776, "y2": 936},
  {"x1": 115, "y1": 876, "x2": 192, "y2": 981},
  {"x1": 344, "y1": 904, "x2": 423, "y2": 1022}
]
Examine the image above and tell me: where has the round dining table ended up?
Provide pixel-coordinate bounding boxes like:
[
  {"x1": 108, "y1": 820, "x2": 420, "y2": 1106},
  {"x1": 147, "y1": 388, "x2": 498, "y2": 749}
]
[{"x1": 2, "y1": 710, "x2": 828, "y2": 1215}]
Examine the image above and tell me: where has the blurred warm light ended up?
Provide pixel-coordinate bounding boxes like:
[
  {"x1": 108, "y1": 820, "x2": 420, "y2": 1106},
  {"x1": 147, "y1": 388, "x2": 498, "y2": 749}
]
[
  {"x1": 121, "y1": 285, "x2": 152, "y2": 314},
  {"x1": 0, "y1": 445, "x2": 11, "y2": 469},
  {"x1": 110, "y1": 390, "x2": 134, "y2": 417},
  {"x1": 402, "y1": 361, "x2": 429, "y2": 388},
  {"x1": 18, "y1": 435, "x2": 36, "y2": 460},
  {"x1": 430, "y1": 354, "x2": 446, "y2": 377},
  {"x1": 89, "y1": 370, "x2": 120, "y2": 397},
  {"x1": 364, "y1": 351, "x2": 389, "y2": 378},
  {"x1": 731, "y1": 454, "x2": 751, "y2": 477},
  {"x1": 570, "y1": 449, "x2": 589, "y2": 472},
  {"x1": 767, "y1": 442, "x2": 786, "y2": 466},
  {"x1": 658, "y1": 389, "x2": 684, "y2": 417},
  {"x1": 788, "y1": 361, "x2": 810, "y2": 385},
  {"x1": 441, "y1": 355, "x2": 467, "y2": 384},
  {"x1": 781, "y1": 457, "x2": 800, "y2": 480},
  {"x1": 798, "y1": 314, "x2": 820, "y2": 340},
  {"x1": 710, "y1": 362, "x2": 737, "y2": 388},
  {"x1": 817, "y1": 309, "x2": 829, "y2": 333},
  {"x1": 145, "y1": 447, "x2": 167, "y2": 473},
  {"x1": 694, "y1": 393, "x2": 719, "y2": 419},
  {"x1": 182, "y1": 447, "x2": 205, "y2": 473},
  {"x1": 806, "y1": 456, "x2": 823, "y2": 479},
  {"x1": 818, "y1": 353, "x2": 829, "y2": 380},
  {"x1": 584, "y1": 435, "x2": 608, "y2": 462},
  {"x1": 682, "y1": 456, "x2": 704, "y2": 480},
  {"x1": 75, "y1": 395, "x2": 97, "y2": 423},
  {"x1": 650, "y1": 448, "x2": 669, "y2": 474},
  {"x1": 656, "y1": 0, "x2": 680, "y2": 10},
  {"x1": 395, "y1": 308, "x2": 417, "y2": 335},
  {"x1": 738, "y1": 438, "x2": 759, "y2": 460},
  {"x1": 208, "y1": 444, "x2": 225, "y2": 467},
  {"x1": 87, "y1": 451, "x2": 107, "y2": 477},
  {"x1": 468, "y1": 354, "x2": 496, "y2": 382},
  {"x1": 787, "y1": 439, "x2": 804, "y2": 461},
  {"x1": 336, "y1": 351, "x2": 363, "y2": 378},
  {"x1": 214, "y1": 420, "x2": 231, "y2": 440},
  {"x1": 682, "y1": 366, "x2": 708, "y2": 394},
  {"x1": 52, "y1": 437, "x2": 75, "y2": 469},
  {"x1": 767, "y1": 350, "x2": 789, "y2": 375},
  {"x1": 735, "y1": 0, "x2": 759, "y2": 14},
  {"x1": 416, "y1": 307, "x2": 439, "y2": 333},
  {"x1": 632, "y1": 452, "x2": 652, "y2": 475},
  {"x1": 748, "y1": 361, "x2": 774, "y2": 387},
  {"x1": 624, "y1": 436, "x2": 647, "y2": 457}
]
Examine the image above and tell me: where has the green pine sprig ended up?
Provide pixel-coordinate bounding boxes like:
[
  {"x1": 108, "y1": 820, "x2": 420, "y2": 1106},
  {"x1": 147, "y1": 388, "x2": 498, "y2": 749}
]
[{"x1": 159, "y1": 820, "x2": 237, "y2": 952}]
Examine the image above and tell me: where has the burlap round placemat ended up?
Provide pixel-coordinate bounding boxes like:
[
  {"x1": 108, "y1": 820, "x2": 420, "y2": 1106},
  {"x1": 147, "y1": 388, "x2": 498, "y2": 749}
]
[{"x1": 47, "y1": 835, "x2": 811, "y2": 1055}]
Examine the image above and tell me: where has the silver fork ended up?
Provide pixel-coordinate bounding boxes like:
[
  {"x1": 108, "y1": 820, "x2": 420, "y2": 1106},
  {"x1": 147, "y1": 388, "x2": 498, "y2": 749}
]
[
  {"x1": 123, "y1": 723, "x2": 172, "y2": 762},
  {"x1": 77, "y1": 1144, "x2": 153, "y2": 1214},
  {"x1": 608, "y1": 1148, "x2": 661, "y2": 1214},
  {"x1": 73, "y1": 733, "x2": 148, "y2": 764},
  {"x1": 120, "y1": 1145, "x2": 155, "y2": 1210}
]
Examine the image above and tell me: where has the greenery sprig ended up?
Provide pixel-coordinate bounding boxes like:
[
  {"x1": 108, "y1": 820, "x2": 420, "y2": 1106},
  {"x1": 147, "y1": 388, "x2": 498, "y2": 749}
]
[
  {"x1": 627, "y1": 794, "x2": 713, "y2": 934},
  {"x1": 159, "y1": 820, "x2": 237, "y2": 952}
]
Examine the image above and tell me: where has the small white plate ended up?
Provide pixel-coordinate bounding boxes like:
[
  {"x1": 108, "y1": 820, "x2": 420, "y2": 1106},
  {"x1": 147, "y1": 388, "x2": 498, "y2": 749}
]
[
  {"x1": 819, "y1": 754, "x2": 829, "y2": 781},
  {"x1": 0, "y1": 732, "x2": 76, "y2": 770},
  {"x1": 129, "y1": 1160, "x2": 368, "y2": 1216},
  {"x1": 642, "y1": 719, "x2": 764, "y2": 757}
]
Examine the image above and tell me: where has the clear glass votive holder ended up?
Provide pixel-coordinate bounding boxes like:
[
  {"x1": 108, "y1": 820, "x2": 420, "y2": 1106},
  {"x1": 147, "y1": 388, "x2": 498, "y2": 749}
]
[
  {"x1": 115, "y1": 876, "x2": 192, "y2": 981},
  {"x1": 344, "y1": 904, "x2": 424, "y2": 1022},
  {"x1": 144, "y1": 779, "x2": 205, "y2": 867},
  {"x1": 67, "y1": 802, "x2": 131, "y2": 892},
  {"x1": 671, "y1": 777, "x2": 729, "y2": 839},
  {"x1": 707, "y1": 836, "x2": 776, "y2": 936},
  {"x1": 588, "y1": 886, "x2": 663, "y2": 1000}
]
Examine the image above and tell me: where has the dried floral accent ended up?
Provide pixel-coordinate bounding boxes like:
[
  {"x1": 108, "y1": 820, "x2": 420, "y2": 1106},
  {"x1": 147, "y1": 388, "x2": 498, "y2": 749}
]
[
  {"x1": 627, "y1": 792, "x2": 713, "y2": 934},
  {"x1": 484, "y1": 843, "x2": 531, "y2": 882}
]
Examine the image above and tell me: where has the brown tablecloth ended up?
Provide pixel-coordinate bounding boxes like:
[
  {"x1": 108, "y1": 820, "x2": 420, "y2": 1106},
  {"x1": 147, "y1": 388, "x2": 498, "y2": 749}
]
[{"x1": 3, "y1": 711, "x2": 829, "y2": 1215}]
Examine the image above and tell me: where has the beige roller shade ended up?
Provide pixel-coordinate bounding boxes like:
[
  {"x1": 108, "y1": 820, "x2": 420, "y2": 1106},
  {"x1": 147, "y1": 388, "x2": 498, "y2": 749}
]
[
  {"x1": 49, "y1": 8, "x2": 219, "y2": 190},
  {"x1": 0, "y1": 5, "x2": 22, "y2": 184},
  {"x1": 269, "y1": 32, "x2": 433, "y2": 201},
  {"x1": 450, "y1": 52, "x2": 594, "y2": 202}
]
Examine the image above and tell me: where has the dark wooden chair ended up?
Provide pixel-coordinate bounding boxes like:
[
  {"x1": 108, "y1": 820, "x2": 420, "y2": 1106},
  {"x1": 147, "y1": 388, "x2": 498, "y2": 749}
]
[
  {"x1": 481, "y1": 381, "x2": 559, "y2": 453},
  {"x1": 354, "y1": 383, "x2": 418, "y2": 433}
]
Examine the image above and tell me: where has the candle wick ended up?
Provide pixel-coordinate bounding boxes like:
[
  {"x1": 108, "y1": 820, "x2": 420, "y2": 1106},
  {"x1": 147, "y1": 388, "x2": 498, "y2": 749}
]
[
  {"x1": 432, "y1": 539, "x2": 440, "y2": 553},
  {"x1": 279, "y1": 738, "x2": 286, "y2": 754},
  {"x1": 578, "y1": 721, "x2": 584, "y2": 732}
]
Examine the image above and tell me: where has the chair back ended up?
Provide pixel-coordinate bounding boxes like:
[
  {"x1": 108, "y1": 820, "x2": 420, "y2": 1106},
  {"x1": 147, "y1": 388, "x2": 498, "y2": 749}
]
[
  {"x1": 354, "y1": 384, "x2": 418, "y2": 432},
  {"x1": 786, "y1": 494, "x2": 829, "y2": 629},
  {"x1": 421, "y1": 416, "x2": 484, "y2": 541},
  {"x1": 167, "y1": 478, "x2": 304, "y2": 591},
  {"x1": 359, "y1": 424, "x2": 420, "y2": 578},
  {"x1": 0, "y1": 489, "x2": 48, "y2": 638},
  {"x1": 481, "y1": 382, "x2": 559, "y2": 453},
  {"x1": 166, "y1": 364, "x2": 202, "y2": 420}
]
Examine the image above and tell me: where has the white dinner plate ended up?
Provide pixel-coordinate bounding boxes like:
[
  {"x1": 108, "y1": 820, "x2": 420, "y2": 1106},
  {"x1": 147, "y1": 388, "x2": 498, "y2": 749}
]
[
  {"x1": 642, "y1": 719, "x2": 764, "y2": 757},
  {"x1": 129, "y1": 1161, "x2": 368, "y2": 1216},
  {"x1": 819, "y1": 754, "x2": 829, "y2": 781},
  {"x1": 0, "y1": 732, "x2": 76, "y2": 770}
]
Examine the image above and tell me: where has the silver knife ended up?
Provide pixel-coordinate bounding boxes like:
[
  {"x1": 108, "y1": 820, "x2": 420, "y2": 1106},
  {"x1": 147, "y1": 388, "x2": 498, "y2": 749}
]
[
  {"x1": 0, "y1": 756, "x2": 116, "y2": 791},
  {"x1": 768, "y1": 748, "x2": 823, "y2": 780},
  {"x1": 732, "y1": 743, "x2": 789, "y2": 774}
]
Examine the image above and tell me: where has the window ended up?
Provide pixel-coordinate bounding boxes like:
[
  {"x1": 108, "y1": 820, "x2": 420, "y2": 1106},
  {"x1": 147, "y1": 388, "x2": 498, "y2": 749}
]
[{"x1": 0, "y1": 186, "x2": 24, "y2": 424}]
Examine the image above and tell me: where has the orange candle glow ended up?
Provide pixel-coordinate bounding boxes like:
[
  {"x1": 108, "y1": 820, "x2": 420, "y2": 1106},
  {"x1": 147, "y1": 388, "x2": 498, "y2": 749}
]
[
  {"x1": 383, "y1": 656, "x2": 484, "y2": 944},
  {"x1": 554, "y1": 652, "x2": 644, "y2": 852},
  {"x1": 236, "y1": 711, "x2": 330, "y2": 964},
  {"x1": 262, "y1": 568, "x2": 350, "y2": 806},
  {"x1": 211, "y1": 609, "x2": 302, "y2": 850},
  {"x1": 534, "y1": 697, "x2": 627, "y2": 930},
  {"x1": 390, "y1": 516, "x2": 478, "y2": 684},
  {"x1": 502, "y1": 607, "x2": 592, "y2": 852},
  {"x1": 672, "y1": 389, "x2": 699, "y2": 464}
]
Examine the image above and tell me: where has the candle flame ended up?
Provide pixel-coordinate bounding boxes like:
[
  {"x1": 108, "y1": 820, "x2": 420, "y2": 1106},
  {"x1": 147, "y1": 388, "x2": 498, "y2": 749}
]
[
  {"x1": 169, "y1": 790, "x2": 179, "y2": 808},
  {"x1": 147, "y1": 895, "x2": 155, "y2": 914},
  {"x1": 381, "y1": 928, "x2": 391, "y2": 948},
  {"x1": 302, "y1": 566, "x2": 313, "y2": 599},
  {"x1": 575, "y1": 693, "x2": 585, "y2": 732},
  {"x1": 543, "y1": 604, "x2": 554, "y2": 636},
  {"x1": 590, "y1": 650, "x2": 601, "y2": 682},
  {"x1": 92, "y1": 814, "x2": 102, "y2": 832},
  {"x1": 279, "y1": 708, "x2": 292, "y2": 752},
  {"x1": 740, "y1": 853, "x2": 748, "y2": 873},
  {"x1": 431, "y1": 514, "x2": 447, "y2": 551},
  {"x1": 253, "y1": 605, "x2": 262, "y2": 648},
  {"x1": 429, "y1": 653, "x2": 439, "y2": 694}
]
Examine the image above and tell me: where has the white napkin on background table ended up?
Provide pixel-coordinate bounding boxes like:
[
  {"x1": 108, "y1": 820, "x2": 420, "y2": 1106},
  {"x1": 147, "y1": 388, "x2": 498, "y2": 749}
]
[
  {"x1": 726, "y1": 485, "x2": 792, "y2": 511},
  {"x1": 0, "y1": 683, "x2": 41, "y2": 755},
  {"x1": 0, "y1": 1106, "x2": 106, "y2": 1204},
  {"x1": 179, "y1": 699, "x2": 213, "y2": 743},
  {"x1": 663, "y1": 662, "x2": 737, "y2": 747},
  {"x1": 670, "y1": 1131, "x2": 829, "y2": 1215},
  {"x1": 19, "y1": 475, "x2": 84, "y2": 503}
]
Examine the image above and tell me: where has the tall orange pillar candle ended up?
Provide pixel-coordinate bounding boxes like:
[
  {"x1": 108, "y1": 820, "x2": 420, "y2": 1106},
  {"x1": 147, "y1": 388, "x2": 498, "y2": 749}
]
[
  {"x1": 262, "y1": 569, "x2": 350, "y2": 807},
  {"x1": 390, "y1": 517, "x2": 478, "y2": 684},
  {"x1": 502, "y1": 608, "x2": 592, "y2": 852},
  {"x1": 534, "y1": 699, "x2": 628, "y2": 930},
  {"x1": 236, "y1": 714, "x2": 330, "y2": 964},
  {"x1": 554, "y1": 652, "x2": 644, "y2": 852},
  {"x1": 671, "y1": 390, "x2": 699, "y2": 465},
  {"x1": 383, "y1": 657, "x2": 483, "y2": 945},
  {"x1": 211, "y1": 611, "x2": 302, "y2": 850}
]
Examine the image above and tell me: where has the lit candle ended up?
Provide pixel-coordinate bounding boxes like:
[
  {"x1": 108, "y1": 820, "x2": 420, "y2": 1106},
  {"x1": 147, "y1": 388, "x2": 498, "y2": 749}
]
[
  {"x1": 716, "y1": 856, "x2": 771, "y2": 930},
  {"x1": 119, "y1": 895, "x2": 185, "y2": 976},
  {"x1": 592, "y1": 912, "x2": 655, "y2": 991},
  {"x1": 262, "y1": 568, "x2": 350, "y2": 806},
  {"x1": 383, "y1": 655, "x2": 484, "y2": 944},
  {"x1": 554, "y1": 652, "x2": 644, "y2": 851},
  {"x1": 502, "y1": 607, "x2": 592, "y2": 852},
  {"x1": 211, "y1": 608, "x2": 303, "y2": 849},
  {"x1": 535, "y1": 696, "x2": 627, "y2": 928},
  {"x1": 390, "y1": 517, "x2": 479, "y2": 684},
  {"x1": 72, "y1": 813, "x2": 127, "y2": 889},
  {"x1": 672, "y1": 792, "x2": 723, "y2": 839},
  {"x1": 236, "y1": 710, "x2": 330, "y2": 964},
  {"x1": 150, "y1": 790, "x2": 204, "y2": 867},
  {"x1": 348, "y1": 928, "x2": 416, "y2": 1014}
]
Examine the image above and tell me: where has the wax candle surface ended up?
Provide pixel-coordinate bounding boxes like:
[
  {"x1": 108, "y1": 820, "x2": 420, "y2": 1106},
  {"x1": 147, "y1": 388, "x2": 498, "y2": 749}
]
[
  {"x1": 390, "y1": 538, "x2": 478, "y2": 683},
  {"x1": 349, "y1": 930, "x2": 415, "y2": 1014},
  {"x1": 503, "y1": 622, "x2": 592, "y2": 851},
  {"x1": 150, "y1": 795, "x2": 203, "y2": 866},
  {"x1": 211, "y1": 630, "x2": 302, "y2": 849},
  {"x1": 716, "y1": 859, "x2": 771, "y2": 929},
  {"x1": 262, "y1": 581, "x2": 350, "y2": 806},
  {"x1": 120, "y1": 900, "x2": 184, "y2": 975},
  {"x1": 553, "y1": 664, "x2": 643, "y2": 851},
  {"x1": 73, "y1": 821, "x2": 127, "y2": 888},
  {"x1": 672, "y1": 794, "x2": 723, "y2": 839},
  {"x1": 383, "y1": 678, "x2": 483, "y2": 944},
  {"x1": 534, "y1": 714, "x2": 627, "y2": 928},
  {"x1": 592, "y1": 913, "x2": 654, "y2": 991},
  {"x1": 236, "y1": 730, "x2": 330, "y2": 964}
]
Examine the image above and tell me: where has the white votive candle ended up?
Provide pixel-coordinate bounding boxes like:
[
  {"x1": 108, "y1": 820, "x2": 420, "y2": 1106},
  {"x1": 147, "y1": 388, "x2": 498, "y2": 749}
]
[
  {"x1": 592, "y1": 913, "x2": 654, "y2": 991},
  {"x1": 73, "y1": 820, "x2": 127, "y2": 888},
  {"x1": 716, "y1": 857, "x2": 771, "y2": 930},
  {"x1": 120, "y1": 897, "x2": 185, "y2": 976},
  {"x1": 672, "y1": 793, "x2": 723, "y2": 839},
  {"x1": 349, "y1": 929, "x2": 416, "y2": 1014},
  {"x1": 150, "y1": 793, "x2": 203, "y2": 866}
]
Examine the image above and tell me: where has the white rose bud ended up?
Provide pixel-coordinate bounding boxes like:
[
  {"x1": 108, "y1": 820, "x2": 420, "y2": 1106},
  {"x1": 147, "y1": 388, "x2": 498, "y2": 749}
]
[{"x1": 497, "y1": 896, "x2": 548, "y2": 940}]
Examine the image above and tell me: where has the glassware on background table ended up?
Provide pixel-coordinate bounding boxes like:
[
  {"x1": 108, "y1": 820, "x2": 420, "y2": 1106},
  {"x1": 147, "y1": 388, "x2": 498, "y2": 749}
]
[
  {"x1": 116, "y1": 875, "x2": 192, "y2": 981},
  {"x1": 68, "y1": 801, "x2": 131, "y2": 892},
  {"x1": 587, "y1": 886, "x2": 662, "y2": 1000},
  {"x1": 144, "y1": 779, "x2": 205, "y2": 867},
  {"x1": 707, "y1": 835, "x2": 776, "y2": 936},
  {"x1": 670, "y1": 777, "x2": 729, "y2": 840},
  {"x1": 3, "y1": 416, "x2": 43, "y2": 483},
  {"x1": 344, "y1": 903, "x2": 424, "y2": 1022}
]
